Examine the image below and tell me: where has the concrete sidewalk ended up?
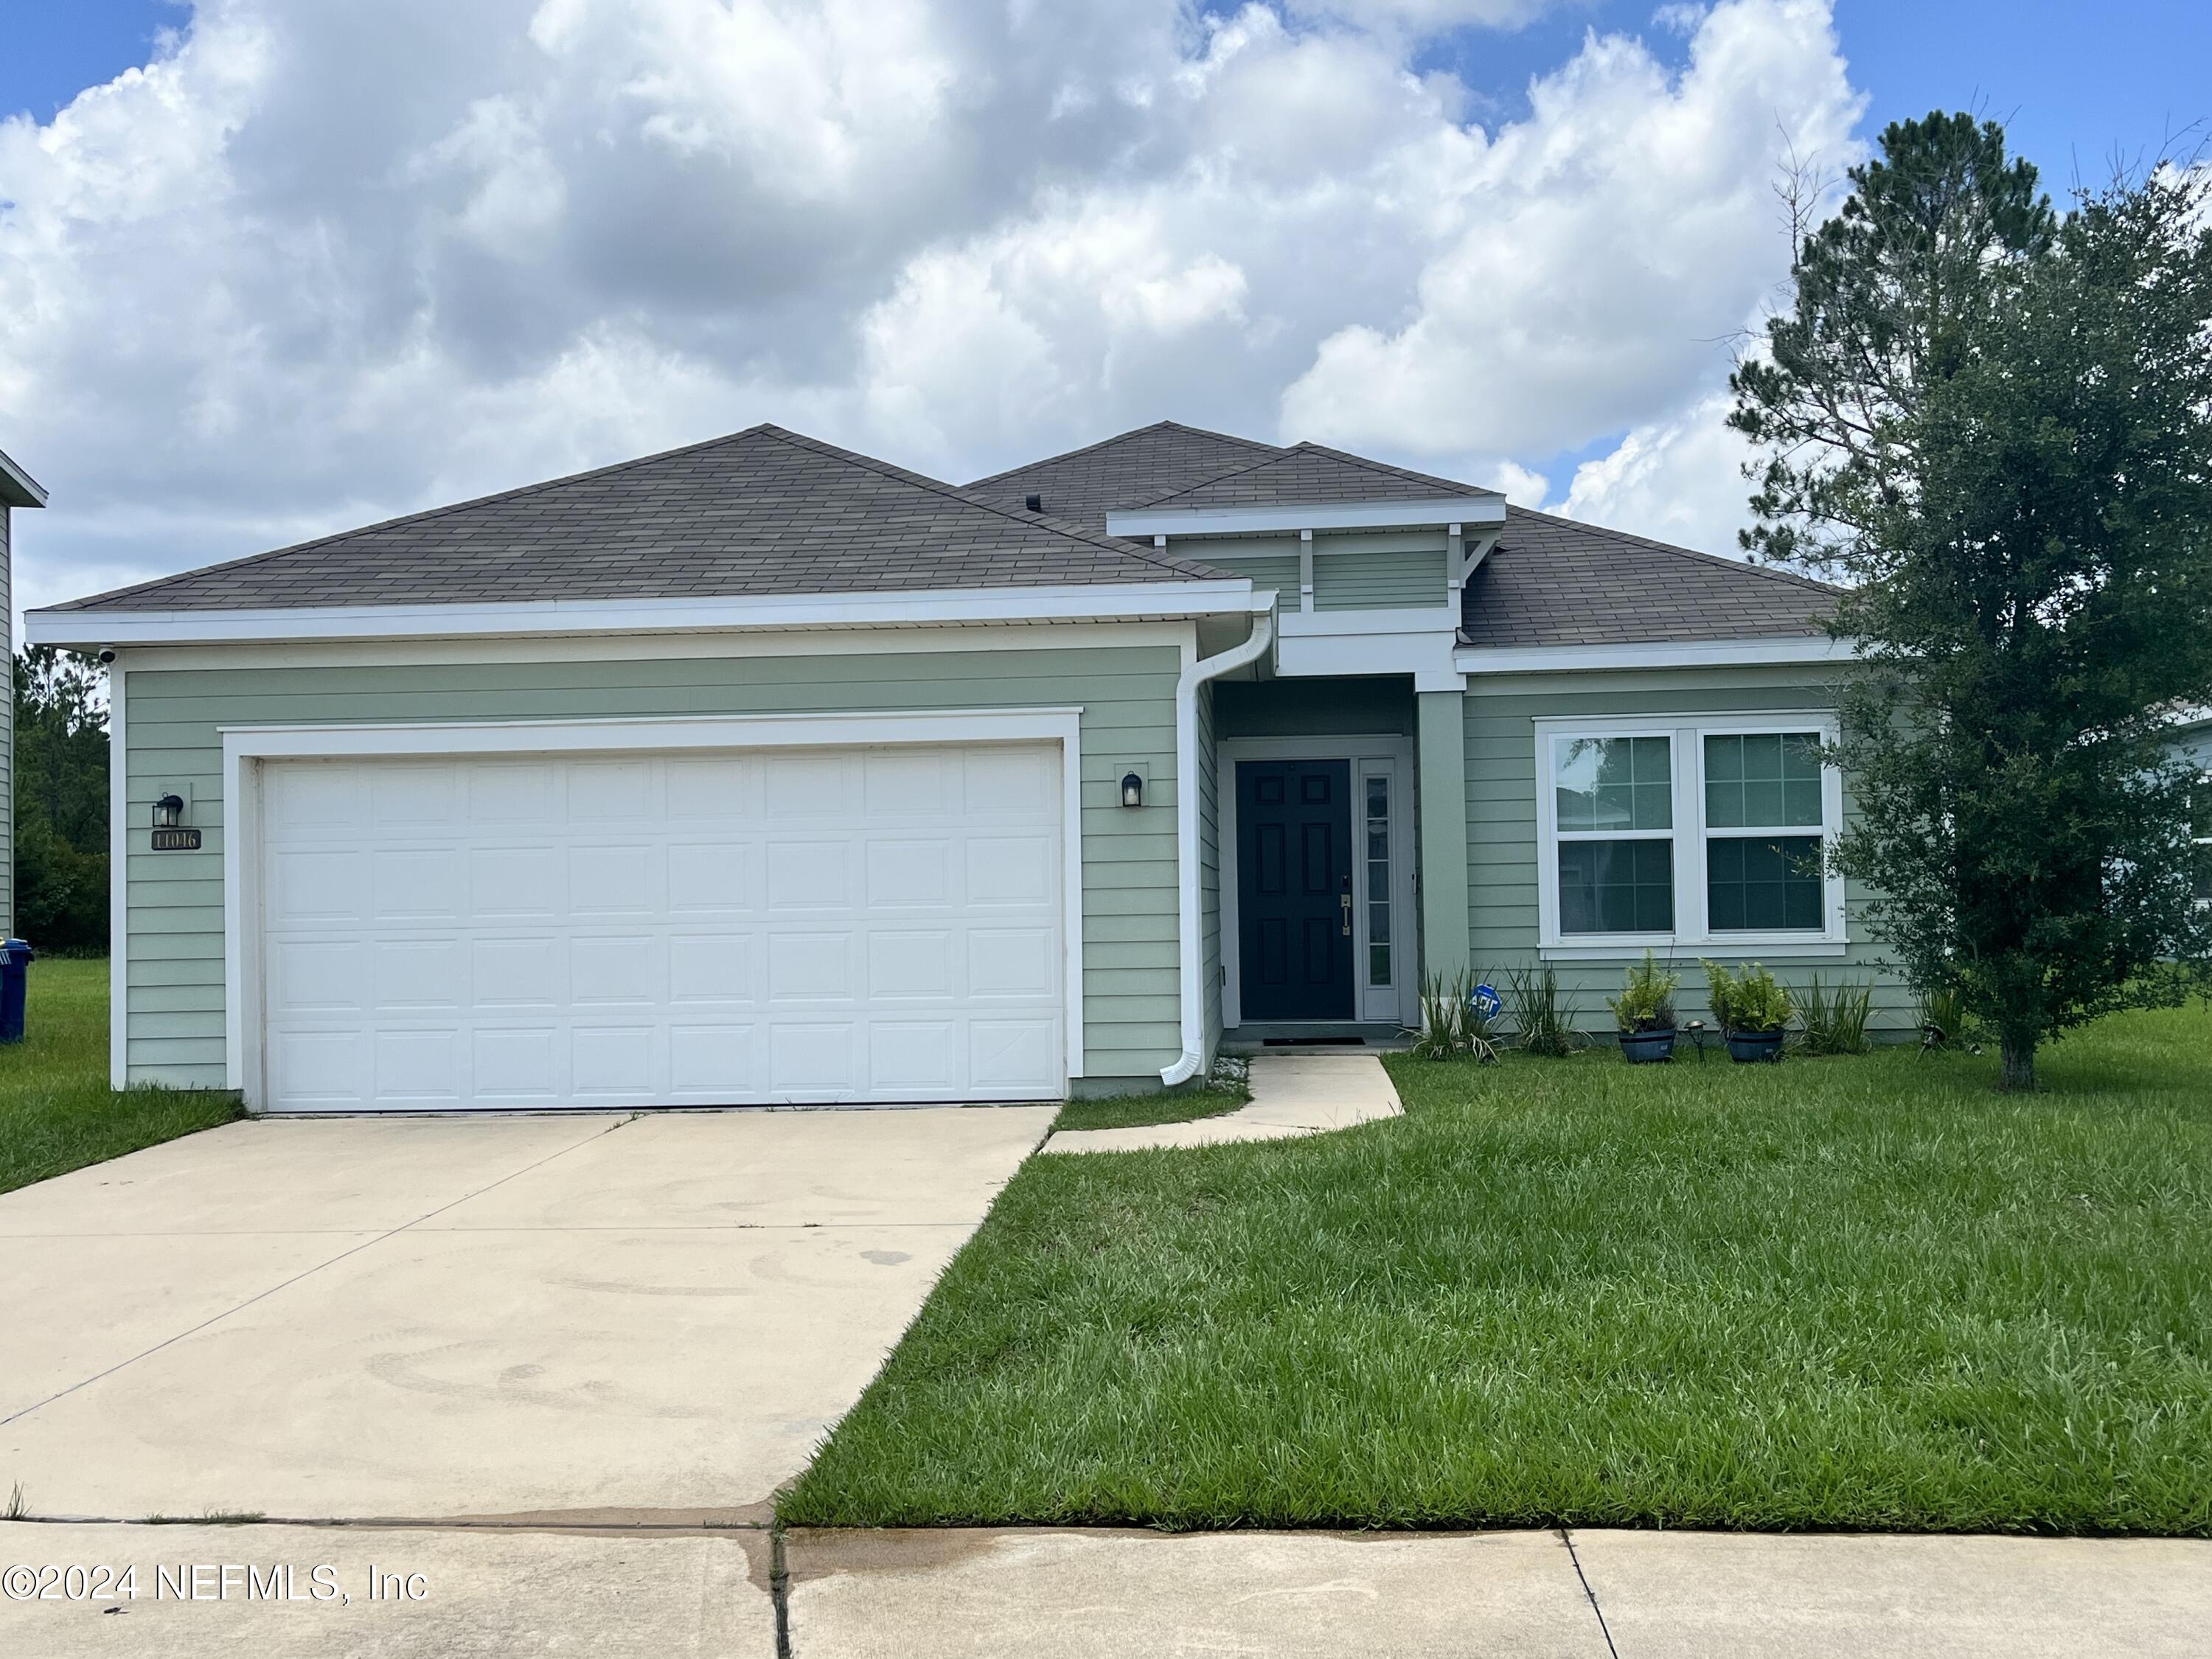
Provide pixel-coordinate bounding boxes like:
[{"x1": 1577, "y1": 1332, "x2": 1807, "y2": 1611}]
[
  {"x1": 782, "y1": 1526, "x2": 2212, "y2": 1658},
  {"x1": 9, "y1": 1520, "x2": 2205, "y2": 1655},
  {"x1": 1041, "y1": 1050, "x2": 1402, "y2": 1154}
]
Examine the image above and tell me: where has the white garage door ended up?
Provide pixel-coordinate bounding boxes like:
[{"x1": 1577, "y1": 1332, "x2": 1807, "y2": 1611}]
[{"x1": 257, "y1": 743, "x2": 1066, "y2": 1110}]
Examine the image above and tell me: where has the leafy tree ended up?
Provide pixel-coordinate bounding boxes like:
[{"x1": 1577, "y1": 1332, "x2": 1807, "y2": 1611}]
[
  {"x1": 13, "y1": 646, "x2": 111, "y2": 953},
  {"x1": 1731, "y1": 114, "x2": 2212, "y2": 1090}
]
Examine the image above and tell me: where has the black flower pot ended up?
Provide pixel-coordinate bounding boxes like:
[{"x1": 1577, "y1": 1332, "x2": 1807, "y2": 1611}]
[
  {"x1": 1725, "y1": 1029, "x2": 1786, "y2": 1063},
  {"x1": 1618, "y1": 1027, "x2": 1677, "y2": 1064}
]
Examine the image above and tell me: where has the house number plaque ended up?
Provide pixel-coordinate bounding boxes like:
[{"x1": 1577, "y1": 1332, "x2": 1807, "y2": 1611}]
[{"x1": 150, "y1": 828, "x2": 203, "y2": 851}]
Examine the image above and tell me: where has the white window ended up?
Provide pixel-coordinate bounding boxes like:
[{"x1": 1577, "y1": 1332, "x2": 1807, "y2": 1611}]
[
  {"x1": 1534, "y1": 712, "x2": 1846, "y2": 956},
  {"x1": 2194, "y1": 776, "x2": 2212, "y2": 903}
]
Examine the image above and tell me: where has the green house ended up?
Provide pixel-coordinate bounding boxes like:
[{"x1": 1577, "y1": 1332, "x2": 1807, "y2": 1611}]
[{"x1": 26, "y1": 422, "x2": 1899, "y2": 1110}]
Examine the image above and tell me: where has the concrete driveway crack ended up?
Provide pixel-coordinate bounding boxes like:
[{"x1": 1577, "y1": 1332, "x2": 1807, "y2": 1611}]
[
  {"x1": 1562, "y1": 1528, "x2": 1621, "y2": 1658},
  {"x1": 0, "y1": 1116, "x2": 636, "y2": 1431}
]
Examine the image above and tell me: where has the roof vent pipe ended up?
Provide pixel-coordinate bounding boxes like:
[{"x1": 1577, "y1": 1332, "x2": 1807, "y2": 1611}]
[{"x1": 1024, "y1": 494, "x2": 1043, "y2": 512}]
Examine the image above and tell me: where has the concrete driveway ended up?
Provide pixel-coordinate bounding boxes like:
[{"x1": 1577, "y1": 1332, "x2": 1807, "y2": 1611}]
[{"x1": 0, "y1": 1105, "x2": 1051, "y2": 1523}]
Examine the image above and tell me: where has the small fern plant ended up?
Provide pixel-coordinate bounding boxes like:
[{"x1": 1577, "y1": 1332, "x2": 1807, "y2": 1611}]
[
  {"x1": 1703, "y1": 960, "x2": 1792, "y2": 1034},
  {"x1": 1607, "y1": 950, "x2": 1680, "y2": 1033}
]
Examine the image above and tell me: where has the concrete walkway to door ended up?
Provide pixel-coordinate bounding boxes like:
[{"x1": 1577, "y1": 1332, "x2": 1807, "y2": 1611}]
[
  {"x1": 1040, "y1": 1049, "x2": 1402, "y2": 1154},
  {"x1": 0, "y1": 1104, "x2": 1051, "y2": 1524}
]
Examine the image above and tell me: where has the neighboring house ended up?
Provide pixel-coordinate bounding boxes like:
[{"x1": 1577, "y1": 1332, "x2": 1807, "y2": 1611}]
[
  {"x1": 26, "y1": 422, "x2": 1896, "y2": 1112},
  {"x1": 2177, "y1": 709, "x2": 2212, "y2": 902},
  {"x1": 0, "y1": 445, "x2": 50, "y2": 939}
]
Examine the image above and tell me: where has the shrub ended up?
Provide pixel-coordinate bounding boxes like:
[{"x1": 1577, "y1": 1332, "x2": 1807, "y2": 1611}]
[
  {"x1": 1914, "y1": 983, "x2": 1977, "y2": 1051},
  {"x1": 1506, "y1": 963, "x2": 1580, "y2": 1057},
  {"x1": 1797, "y1": 975, "x2": 1874, "y2": 1055},
  {"x1": 1411, "y1": 969, "x2": 1499, "y2": 1062},
  {"x1": 1607, "y1": 950, "x2": 1680, "y2": 1033},
  {"x1": 1703, "y1": 960, "x2": 1793, "y2": 1034}
]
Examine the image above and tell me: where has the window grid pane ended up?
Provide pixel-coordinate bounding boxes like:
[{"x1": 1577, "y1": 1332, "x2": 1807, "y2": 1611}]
[
  {"x1": 1558, "y1": 839, "x2": 1674, "y2": 933},
  {"x1": 1705, "y1": 731, "x2": 1823, "y2": 828},
  {"x1": 1365, "y1": 776, "x2": 1391, "y2": 986},
  {"x1": 1557, "y1": 736, "x2": 1672, "y2": 832},
  {"x1": 1707, "y1": 835, "x2": 1824, "y2": 931}
]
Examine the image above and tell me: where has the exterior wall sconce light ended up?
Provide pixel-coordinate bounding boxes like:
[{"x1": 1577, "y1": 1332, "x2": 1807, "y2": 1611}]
[
  {"x1": 1120, "y1": 772, "x2": 1144, "y2": 809},
  {"x1": 153, "y1": 793, "x2": 187, "y2": 830}
]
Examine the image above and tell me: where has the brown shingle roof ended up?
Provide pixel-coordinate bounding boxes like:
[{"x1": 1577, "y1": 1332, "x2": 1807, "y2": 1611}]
[
  {"x1": 1458, "y1": 508, "x2": 1837, "y2": 648},
  {"x1": 58, "y1": 425, "x2": 1222, "y2": 613},
  {"x1": 964, "y1": 420, "x2": 1283, "y2": 523}
]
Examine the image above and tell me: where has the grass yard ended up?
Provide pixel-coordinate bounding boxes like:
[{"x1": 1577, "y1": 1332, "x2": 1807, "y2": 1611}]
[
  {"x1": 784, "y1": 1007, "x2": 2212, "y2": 1535},
  {"x1": 0, "y1": 957, "x2": 241, "y2": 1197}
]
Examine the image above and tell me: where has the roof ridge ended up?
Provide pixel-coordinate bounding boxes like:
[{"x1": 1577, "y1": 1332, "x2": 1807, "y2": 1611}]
[
  {"x1": 1131, "y1": 442, "x2": 1304, "y2": 508},
  {"x1": 759, "y1": 427, "x2": 1225, "y2": 582},
  {"x1": 1502, "y1": 505, "x2": 1843, "y2": 597},
  {"x1": 963, "y1": 420, "x2": 1284, "y2": 492},
  {"x1": 57, "y1": 424, "x2": 796, "y2": 611}
]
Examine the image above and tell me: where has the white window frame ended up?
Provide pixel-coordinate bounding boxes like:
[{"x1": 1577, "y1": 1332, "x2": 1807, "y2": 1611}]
[{"x1": 1534, "y1": 710, "x2": 1847, "y2": 960}]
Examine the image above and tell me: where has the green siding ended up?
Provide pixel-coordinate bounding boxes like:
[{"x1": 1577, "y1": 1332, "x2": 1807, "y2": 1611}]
[
  {"x1": 121, "y1": 642, "x2": 1191, "y2": 1091},
  {"x1": 1314, "y1": 547, "x2": 1448, "y2": 611},
  {"x1": 1419, "y1": 692, "x2": 1470, "y2": 982},
  {"x1": 1194, "y1": 549, "x2": 1301, "y2": 597},
  {"x1": 1464, "y1": 671, "x2": 1911, "y2": 1032}
]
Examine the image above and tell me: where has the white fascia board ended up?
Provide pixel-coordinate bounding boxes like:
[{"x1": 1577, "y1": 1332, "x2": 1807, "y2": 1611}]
[
  {"x1": 26, "y1": 580, "x2": 1266, "y2": 649},
  {"x1": 1455, "y1": 635, "x2": 1857, "y2": 675},
  {"x1": 1107, "y1": 498, "x2": 1506, "y2": 538},
  {"x1": 1279, "y1": 605, "x2": 1457, "y2": 639},
  {"x1": 0, "y1": 445, "x2": 46, "y2": 509}
]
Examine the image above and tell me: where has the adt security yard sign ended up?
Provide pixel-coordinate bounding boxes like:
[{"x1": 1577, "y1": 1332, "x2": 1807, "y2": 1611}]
[{"x1": 1470, "y1": 982, "x2": 1503, "y2": 1020}]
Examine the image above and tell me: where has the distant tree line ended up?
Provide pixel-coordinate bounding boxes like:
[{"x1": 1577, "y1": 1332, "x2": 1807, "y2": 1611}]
[{"x1": 13, "y1": 646, "x2": 109, "y2": 954}]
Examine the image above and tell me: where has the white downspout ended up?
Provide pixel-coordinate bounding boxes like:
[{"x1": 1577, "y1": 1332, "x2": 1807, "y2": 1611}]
[{"x1": 1160, "y1": 607, "x2": 1276, "y2": 1086}]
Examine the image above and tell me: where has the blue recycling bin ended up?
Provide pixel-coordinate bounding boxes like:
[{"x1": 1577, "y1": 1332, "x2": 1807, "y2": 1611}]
[{"x1": 0, "y1": 939, "x2": 34, "y2": 1044}]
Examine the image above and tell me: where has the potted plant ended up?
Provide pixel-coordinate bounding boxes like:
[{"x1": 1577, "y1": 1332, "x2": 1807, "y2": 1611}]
[
  {"x1": 1607, "y1": 950, "x2": 1680, "y2": 1063},
  {"x1": 1703, "y1": 960, "x2": 1792, "y2": 1062}
]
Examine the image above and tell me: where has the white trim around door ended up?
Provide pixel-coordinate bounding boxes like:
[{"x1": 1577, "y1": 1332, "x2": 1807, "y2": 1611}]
[
  {"x1": 220, "y1": 707, "x2": 1087, "y2": 1109},
  {"x1": 1217, "y1": 734, "x2": 1420, "y2": 1030}
]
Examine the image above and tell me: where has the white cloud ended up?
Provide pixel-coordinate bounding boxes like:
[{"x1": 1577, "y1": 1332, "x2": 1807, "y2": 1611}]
[
  {"x1": 0, "y1": 0, "x2": 1861, "y2": 619},
  {"x1": 1280, "y1": 0, "x2": 1862, "y2": 458},
  {"x1": 1558, "y1": 391, "x2": 1758, "y2": 555}
]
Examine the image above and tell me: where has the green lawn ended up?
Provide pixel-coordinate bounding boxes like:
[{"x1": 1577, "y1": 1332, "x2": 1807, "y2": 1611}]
[
  {"x1": 0, "y1": 957, "x2": 241, "y2": 1197},
  {"x1": 783, "y1": 1007, "x2": 2212, "y2": 1535},
  {"x1": 1051, "y1": 1084, "x2": 1249, "y2": 1134}
]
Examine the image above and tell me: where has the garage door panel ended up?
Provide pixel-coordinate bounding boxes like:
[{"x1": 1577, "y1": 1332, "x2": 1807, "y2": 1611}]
[
  {"x1": 669, "y1": 933, "x2": 754, "y2": 1004},
  {"x1": 369, "y1": 765, "x2": 460, "y2": 827},
  {"x1": 866, "y1": 840, "x2": 951, "y2": 908},
  {"x1": 767, "y1": 932, "x2": 855, "y2": 1002},
  {"x1": 375, "y1": 1029, "x2": 462, "y2": 1102},
  {"x1": 668, "y1": 842, "x2": 751, "y2": 913},
  {"x1": 473, "y1": 1027, "x2": 560, "y2": 1099},
  {"x1": 375, "y1": 939, "x2": 467, "y2": 1011},
  {"x1": 869, "y1": 931, "x2": 956, "y2": 999},
  {"x1": 871, "y1": 1022, "x2": 956, "y2": 1090},
  {"x1": 770, "y1": 1022, "x2": 855, "y2": 1096},
  {"x1": 261, "y1": 744, "x2": 1063, "y2": 1110},
  {"x1": 969, "y1": 929, "x2": 1054, "y2": 998},
  {"x1": 372, "y1": 848, "x2": 467, "y2": 923},
  {"x1": 568, "y1": 844, "x2": 663, "y2": 916},
  {"x1": 766, "y1": 840, "x2": 850, "y2": 909},
  {"x1": 271, "y1": 848, "x2": 371, "y2": 927},
  {"x1": 472, "y1": 846, "x2": 561, "y2": 920},
  {"x1": 968, "y1": 837, "x2": 1054, "y2": 906},
  {"x1": 269, "y1": 939, "x2": 369, "y2": 1015}
]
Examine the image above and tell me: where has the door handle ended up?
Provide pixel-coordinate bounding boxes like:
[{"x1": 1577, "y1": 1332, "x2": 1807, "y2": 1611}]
[{"x1": 1340, "y1": 882, "x2": 1352, "y2": 937}]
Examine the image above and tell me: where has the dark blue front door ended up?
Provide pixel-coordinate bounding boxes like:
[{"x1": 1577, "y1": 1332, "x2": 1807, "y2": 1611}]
[{"x1": 1236, "y1": 759, "x2": 1354, "y2": 1021}]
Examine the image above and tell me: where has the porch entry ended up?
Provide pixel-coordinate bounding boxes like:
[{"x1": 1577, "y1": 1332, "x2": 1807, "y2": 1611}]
[{"x1": 1234, "y1": 759, "x2": 1355, "y2": 1020}]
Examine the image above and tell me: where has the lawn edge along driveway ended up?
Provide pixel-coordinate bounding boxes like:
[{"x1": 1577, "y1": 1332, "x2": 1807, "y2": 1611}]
[{"x1": 781, "y1": 1006, "x2": 2212, "y2": 1537}]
